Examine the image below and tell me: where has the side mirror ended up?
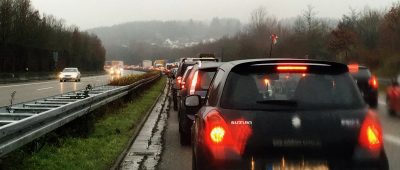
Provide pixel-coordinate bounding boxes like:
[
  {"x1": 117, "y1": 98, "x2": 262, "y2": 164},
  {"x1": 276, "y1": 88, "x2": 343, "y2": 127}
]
[{"x1": 185, "y1": 95, "x2": 201, "y2": 107}]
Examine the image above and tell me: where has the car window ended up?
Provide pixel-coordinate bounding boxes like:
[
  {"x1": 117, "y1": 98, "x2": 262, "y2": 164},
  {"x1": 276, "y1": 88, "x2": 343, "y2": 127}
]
[
  {"x1": 206, "y1": 69, "x2": 225, "y2": 106},
  {"x1": 198, "y1": 69, "x2": 217, "y2": 90},
  {"x1": 351, "y1": 68, "x2": 371, "y2": 79},
  {"x1": 182, "y1": 66, "x2": 193, "y2": 82},
  {"x1": 221, "y1": 67, "x2": 364, "y2": 110},
  {"x1": 178, "y1": 63, "x2": 194, "y2": 76}
]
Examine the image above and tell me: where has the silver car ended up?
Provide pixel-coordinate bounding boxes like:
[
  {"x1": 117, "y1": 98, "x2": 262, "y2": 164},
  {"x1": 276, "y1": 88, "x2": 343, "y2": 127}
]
[{"x1": 59, "y1": 68, "x2": 81, "y2": 82}]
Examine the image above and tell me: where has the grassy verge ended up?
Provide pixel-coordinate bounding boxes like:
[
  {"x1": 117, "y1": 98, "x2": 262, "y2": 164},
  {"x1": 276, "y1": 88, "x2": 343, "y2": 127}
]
[
  {"x1": 110, "y1": 70, "x2": 160, "y2": 86},
  {"x1": 2, "y1": 78, "x2": 166, "y2": 170}
]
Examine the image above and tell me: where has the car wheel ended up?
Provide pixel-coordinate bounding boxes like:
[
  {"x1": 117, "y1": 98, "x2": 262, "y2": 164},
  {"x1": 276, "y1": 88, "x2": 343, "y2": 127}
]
[
  {"x1": 369, "y1": 98, "x2": 378, "y2": 108},
  {"x1": 192, "y1": 146, "x2": 210, "y2": 170},
  {"x1": 60, "y1": 79, "x2": 63, "y2": 82},
  {"x1": 173, "y1": 92, "x2": 178, "y2": 111},
  {"x1": 387, "y1": 98, "x2": 396, "y2": 116},
  {"x1": 192, "y1": 151, "x2": 197, "y2": 170},
  {"x1": 179, "y1": 131, "x2": 191, "y2": 146}
]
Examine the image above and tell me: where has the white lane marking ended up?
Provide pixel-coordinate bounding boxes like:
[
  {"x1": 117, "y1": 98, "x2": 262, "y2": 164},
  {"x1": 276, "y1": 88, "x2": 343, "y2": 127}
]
[
  {"x1": 384, "y1": 134, "x2": 400, "y2": 146},
  {"x1": 37, "y1": 87, "x2": 53, "y2": 91},
  {"x1": 0, "y1": 75, "x2": 108, "y2": 89},
  {"x1": 0, "y1": 81, "x2": 54, "y2": 89}
]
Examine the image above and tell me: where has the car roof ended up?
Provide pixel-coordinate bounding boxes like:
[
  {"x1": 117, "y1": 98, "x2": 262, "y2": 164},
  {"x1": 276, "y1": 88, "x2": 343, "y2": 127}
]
[
  {"x1": 197, "y1": 62, "x2": 224, "y2": 69},
  {"x1": 219, "y1": 58, "x2": 348, "y2": 72},
  {"x1": 64, "y1": 67, "x2": 78, "y2": 69}
]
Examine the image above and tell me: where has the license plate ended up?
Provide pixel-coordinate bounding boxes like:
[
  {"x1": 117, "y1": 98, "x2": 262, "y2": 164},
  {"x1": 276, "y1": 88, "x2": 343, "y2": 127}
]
[{"x1": 266, "y1": 161, "x2": 328, "y2": 170}]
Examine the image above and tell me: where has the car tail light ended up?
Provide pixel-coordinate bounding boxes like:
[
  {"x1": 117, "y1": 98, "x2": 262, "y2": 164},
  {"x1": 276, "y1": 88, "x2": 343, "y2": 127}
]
[
  {"x1": 181, "y1": 82, "x2": 185, "y2": 89},
  {"x1": 210, "y1": 127, "x2": 225, "y2": 143},
  {"x1": 205, "y1": 110, "x2": 229, "y2": 144},
  {"x1": 277, "y1": 66, "x2": 307, "y2": 71},
  {"x1": 369, "y1": 75, "x2": 378, "y2": 89},
  {"x1": 190, "y1": 71, "x2": 199, "y2": 95},
  {"x1": 359, "y1": 111, "x2": 383, "y2": 151},
  {"x1": 348, "y1": 64, "x2": 359, "y2": 73},
  {"x1": 176, "y1": 76, "x2": 182, "y2": 84},
  {"x1": 204, "y1": 110, "x2": 253, "y2": 157}
]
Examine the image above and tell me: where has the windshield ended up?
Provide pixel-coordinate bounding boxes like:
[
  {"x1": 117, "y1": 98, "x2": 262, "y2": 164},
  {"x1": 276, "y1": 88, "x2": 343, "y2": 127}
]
[
  {"x1": 221, "y1": 69, "x2": 364, "y2": 110},
  {"x1": 62, "y1": 68, "x2": 77, "y2": 72}
]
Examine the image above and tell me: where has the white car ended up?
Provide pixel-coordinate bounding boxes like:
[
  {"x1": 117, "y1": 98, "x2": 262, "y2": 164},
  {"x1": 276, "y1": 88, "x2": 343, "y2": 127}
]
[{"x1": 59, "y1": 68, "x2": 81, "y2": 82}]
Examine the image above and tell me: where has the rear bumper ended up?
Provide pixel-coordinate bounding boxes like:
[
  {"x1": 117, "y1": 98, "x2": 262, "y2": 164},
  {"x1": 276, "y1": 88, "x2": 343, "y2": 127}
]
[{"x1": 196, "y1": 144, "x2": 388, "y2": 170}]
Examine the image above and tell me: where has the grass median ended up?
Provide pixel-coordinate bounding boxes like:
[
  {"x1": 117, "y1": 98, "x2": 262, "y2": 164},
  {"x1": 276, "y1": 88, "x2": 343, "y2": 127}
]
[{"x1": 2, "y1": 77, "x2": 166, "y2": 170}]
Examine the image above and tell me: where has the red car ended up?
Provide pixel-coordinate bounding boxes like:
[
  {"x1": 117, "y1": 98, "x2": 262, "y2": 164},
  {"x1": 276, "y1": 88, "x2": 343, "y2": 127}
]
[{"x1": 386, "y1": 80, "x2": 400, "y2": 116}]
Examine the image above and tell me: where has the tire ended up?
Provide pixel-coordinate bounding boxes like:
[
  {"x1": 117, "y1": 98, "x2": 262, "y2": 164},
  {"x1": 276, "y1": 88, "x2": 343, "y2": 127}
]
[
  {"x1": 192, "y1": 151, "x2": 197, "y2": 170},
  {"x1": 179, "y1": 131, "x2": 191, "y2": 146},
  {"x1": 173, "y1": 92, "x2": 178, "y2": 111},
  {"x1": 60, "y1": 79, "x2": 63, "y2": 82},
  {"x1": 387, "y1": 98, "x2": 397, "y2": 116},
  {"x1": 192, "y1": 146, "x2": 210, "y2": 170},
  {"x1": 369, "y1": 98, "x2": 378, "y2": 108}
]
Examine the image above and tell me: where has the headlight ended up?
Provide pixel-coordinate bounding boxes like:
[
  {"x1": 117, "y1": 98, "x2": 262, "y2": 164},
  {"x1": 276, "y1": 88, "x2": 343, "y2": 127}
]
[{"x1": 59, "y1": 74, "x2": 64, "y2": 78}]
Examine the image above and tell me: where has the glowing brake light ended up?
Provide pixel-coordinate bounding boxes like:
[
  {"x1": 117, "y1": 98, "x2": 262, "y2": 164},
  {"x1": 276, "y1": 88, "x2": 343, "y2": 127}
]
[
  {"x1": 277, "y1": 66, "x2": 307, "y2": 71},
  {"x1": 205, "y1": 110, "x2": 228, "y2": 144},
  {"x1": 359, "y1": 111, "x2": 382, "y2": 151},
  {"x1": 348, "y1": 64, "x2": 359, "y2": 73},
  {"x1": 369, "y1": 75, "x2": 378, "y2": 89},
  {"x1": 210, "y1": 127, "x2": 225, "y2": 143},
  {"x1": 190, "y1": 71, "x2": 198, "y2": 95},
  {"x1": 176, "y1": 76, "x2": 182, "y2": 86},
  {"x1": 181, "y1": 82, "x2": 185, "y2": 89}
]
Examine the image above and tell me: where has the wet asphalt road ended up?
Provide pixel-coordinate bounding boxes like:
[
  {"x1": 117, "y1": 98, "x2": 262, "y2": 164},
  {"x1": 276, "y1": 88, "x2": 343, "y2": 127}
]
[
  {"x1": 158, "y1": 95, "x2": 191, "y2": 170},
  {"x1": 0, "y1": 70, "x2": 142, "y2": 107},
  {"x1": 158, "y1": 93, "x2": 400, "y2": 170}
]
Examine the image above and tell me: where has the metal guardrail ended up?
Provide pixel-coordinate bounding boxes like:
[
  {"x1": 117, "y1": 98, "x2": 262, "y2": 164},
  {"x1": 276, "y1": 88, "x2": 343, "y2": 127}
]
[{"x1": 0, "y1": 74, "x2": 160, "y2": 157}]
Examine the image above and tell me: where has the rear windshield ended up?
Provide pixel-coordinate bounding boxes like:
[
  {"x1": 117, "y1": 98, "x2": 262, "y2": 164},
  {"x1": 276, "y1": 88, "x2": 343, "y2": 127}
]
[
  {"x1": 182, "y1": 66, "x2": 193, "y2": 82},
  {"x1": 178, "y1": 63, "x2": 195, "y2": 76},
  {"x1": 350, "y1": 68, "x2": 371, "y2": 79},
  {"x1": 221, "y1": 66, "x2": 364, "y2": 110}
]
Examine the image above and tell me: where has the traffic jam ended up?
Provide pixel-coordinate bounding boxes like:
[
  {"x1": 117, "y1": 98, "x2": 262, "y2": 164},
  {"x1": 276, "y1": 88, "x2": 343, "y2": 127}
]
[{"x1": 162, "y1": 56, "x2": 400, "y2": 170}]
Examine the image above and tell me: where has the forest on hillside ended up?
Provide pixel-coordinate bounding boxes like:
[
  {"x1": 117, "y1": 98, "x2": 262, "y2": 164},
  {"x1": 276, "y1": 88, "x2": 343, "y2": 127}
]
[{"x1": 0, "y1": 0, "x2": 106, "y2": 73}]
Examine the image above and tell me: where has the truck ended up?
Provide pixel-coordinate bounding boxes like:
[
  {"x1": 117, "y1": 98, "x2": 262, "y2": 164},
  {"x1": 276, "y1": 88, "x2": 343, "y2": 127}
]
[
  {"x1": 142, "y1": 60, "x2": 152, "y2": 69},
  {"x1": 154, "y1": 60, "x2": 166, "y2": 71},
  {"x1": 104, "y1": 60, "x2": 124, "y2": 75}
]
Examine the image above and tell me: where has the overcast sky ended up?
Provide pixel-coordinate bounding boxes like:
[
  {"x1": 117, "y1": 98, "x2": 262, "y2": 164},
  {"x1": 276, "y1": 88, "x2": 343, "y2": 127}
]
[{"x1": 31, "y1": 0, "x2": 399, "y2": 30}]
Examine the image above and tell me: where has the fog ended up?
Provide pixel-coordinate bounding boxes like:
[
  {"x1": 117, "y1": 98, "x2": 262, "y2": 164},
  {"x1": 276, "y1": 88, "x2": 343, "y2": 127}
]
[{"x1": 31, "y1": 0, "x2": 398, "y2": 29}]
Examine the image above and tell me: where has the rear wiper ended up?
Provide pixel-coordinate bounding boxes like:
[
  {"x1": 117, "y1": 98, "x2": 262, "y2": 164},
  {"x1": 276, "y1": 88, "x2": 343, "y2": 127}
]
[{"x1": 256, "y1": 100, "x2": 298, "y2": 106}]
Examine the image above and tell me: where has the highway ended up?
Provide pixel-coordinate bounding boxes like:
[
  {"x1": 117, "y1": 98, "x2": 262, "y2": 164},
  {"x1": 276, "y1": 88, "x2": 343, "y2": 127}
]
[
  {"x1": 158, "y1": 93, "x2": 400, "y2": 170},
  {"x1": 0, "y1": 70, "x2": 143, "y2": 107}
]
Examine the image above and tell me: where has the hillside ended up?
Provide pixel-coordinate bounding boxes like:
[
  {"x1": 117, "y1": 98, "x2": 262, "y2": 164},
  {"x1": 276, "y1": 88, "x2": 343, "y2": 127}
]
[{"x1": 87, "y1": 18, "x2": 242, "y2": 64}]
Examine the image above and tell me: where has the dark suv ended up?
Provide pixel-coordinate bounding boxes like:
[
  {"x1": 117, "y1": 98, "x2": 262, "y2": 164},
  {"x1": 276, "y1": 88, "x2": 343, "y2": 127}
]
[
  {"x1": 187, "y1": 59, "x2": 388, "y2": 170},
  {"x1": 349, "y1": 64, "x2": 378, "y2": 108},
  {"x1": 178, "y1": 62, "x2": 223, "y2": 145}
]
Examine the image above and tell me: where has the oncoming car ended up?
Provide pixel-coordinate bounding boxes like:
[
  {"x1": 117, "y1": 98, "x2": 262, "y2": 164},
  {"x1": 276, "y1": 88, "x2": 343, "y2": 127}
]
[
  {"x1": 186, "y1": 59, "x2": 388, "y2": 170},
  {"x1": 59, "y1": 68, "x2": 81, "y2": 82}
]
